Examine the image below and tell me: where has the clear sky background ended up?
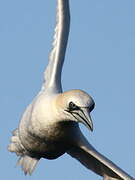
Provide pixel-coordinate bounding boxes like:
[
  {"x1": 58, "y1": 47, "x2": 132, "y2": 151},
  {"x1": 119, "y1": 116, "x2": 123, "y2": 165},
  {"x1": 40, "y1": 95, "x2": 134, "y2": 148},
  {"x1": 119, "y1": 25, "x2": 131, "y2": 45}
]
[{"x1": 1, "y1": 0, "x2": 135, "y2": 179}]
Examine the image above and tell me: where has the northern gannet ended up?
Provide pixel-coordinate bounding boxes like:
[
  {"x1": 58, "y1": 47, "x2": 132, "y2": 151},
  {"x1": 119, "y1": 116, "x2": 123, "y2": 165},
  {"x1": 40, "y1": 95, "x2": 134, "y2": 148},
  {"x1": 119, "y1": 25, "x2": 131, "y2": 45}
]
[{"x1": 8, "y1": 0, "x2": 134, "y2": 179}]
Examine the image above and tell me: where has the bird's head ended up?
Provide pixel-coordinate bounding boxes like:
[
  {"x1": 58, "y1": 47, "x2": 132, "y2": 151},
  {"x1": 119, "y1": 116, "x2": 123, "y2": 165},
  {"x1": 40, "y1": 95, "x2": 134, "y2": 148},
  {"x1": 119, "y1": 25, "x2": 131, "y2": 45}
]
[{"x1": 54, "y1": 89, "x2": 95, "y2": 131}]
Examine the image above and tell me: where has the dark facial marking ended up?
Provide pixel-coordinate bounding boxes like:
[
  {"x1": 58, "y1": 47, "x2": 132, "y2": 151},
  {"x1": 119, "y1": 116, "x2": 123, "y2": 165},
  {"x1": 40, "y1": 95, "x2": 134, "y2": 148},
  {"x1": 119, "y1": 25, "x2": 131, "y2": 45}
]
[
  {"x1": 89, "y1": 102, "x2": 95, "y2": 112},
  {"x1": 68, "y1": 102, "x2": 80, "y2": 111}
]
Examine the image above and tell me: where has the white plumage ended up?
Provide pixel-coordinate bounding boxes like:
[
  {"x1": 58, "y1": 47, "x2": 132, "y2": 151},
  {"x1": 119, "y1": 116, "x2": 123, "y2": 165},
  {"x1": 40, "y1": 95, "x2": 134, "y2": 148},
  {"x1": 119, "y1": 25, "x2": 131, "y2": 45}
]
[{"x1": 8, "y1": 0, "x2": 134, "y2": 179}]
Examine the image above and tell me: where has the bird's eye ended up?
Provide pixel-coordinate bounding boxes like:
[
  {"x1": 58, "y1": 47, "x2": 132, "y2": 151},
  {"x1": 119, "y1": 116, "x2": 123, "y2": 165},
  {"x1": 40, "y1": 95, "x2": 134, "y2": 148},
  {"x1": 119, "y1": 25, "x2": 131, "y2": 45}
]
[
  {"x1": 89, "y1": 102, "x2": 95, "y2": 112},
  {"x1": 68, "y1": 102, "x2": 79, "y2": 111}
]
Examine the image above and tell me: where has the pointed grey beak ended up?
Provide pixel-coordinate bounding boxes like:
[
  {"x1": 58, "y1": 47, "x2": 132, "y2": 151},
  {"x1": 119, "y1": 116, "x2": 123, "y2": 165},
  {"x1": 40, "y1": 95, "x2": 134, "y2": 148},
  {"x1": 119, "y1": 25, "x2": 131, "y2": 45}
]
[
  {"x1": 79, "y1": 108, "x2": 93, "y2": 131},
  {"x1": 73, "y1": 108, "x2": 93, "y2": 131}
]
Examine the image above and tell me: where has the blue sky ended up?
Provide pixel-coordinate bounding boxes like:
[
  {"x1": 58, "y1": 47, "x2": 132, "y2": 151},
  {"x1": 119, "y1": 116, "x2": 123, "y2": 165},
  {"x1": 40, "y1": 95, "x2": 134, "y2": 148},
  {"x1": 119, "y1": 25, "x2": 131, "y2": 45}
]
[{"x1": 1, "y1": 0, "x2": 135, "y2": 179}]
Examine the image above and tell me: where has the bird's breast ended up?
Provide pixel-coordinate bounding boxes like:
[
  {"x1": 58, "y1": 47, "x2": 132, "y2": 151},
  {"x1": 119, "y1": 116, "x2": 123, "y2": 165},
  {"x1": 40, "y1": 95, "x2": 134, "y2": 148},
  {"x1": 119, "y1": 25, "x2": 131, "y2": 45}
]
[
  {"x1": 19, "y1": 94, "x2": 79, "y2": 159},
  {"x1": 21, "y1": 120, "x2": 79, "y2": 159}
]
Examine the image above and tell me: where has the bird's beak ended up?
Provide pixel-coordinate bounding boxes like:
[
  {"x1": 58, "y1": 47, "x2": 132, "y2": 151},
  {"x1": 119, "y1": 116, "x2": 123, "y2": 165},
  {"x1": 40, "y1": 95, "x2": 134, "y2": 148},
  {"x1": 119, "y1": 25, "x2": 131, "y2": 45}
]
[
  {"x1": 73, "y1": 108, "x2": 93, "y2": 131},
  {"x1": 79, "y1": 108, "x2": 93, "y2": 131}
]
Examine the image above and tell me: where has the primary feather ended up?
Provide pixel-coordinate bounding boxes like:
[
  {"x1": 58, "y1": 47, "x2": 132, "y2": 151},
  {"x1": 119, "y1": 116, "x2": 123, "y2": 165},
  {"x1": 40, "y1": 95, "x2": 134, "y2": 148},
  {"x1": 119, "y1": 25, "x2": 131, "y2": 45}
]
[{"x1": 42, "y1": 0, "x2": 70, "y2": 92}]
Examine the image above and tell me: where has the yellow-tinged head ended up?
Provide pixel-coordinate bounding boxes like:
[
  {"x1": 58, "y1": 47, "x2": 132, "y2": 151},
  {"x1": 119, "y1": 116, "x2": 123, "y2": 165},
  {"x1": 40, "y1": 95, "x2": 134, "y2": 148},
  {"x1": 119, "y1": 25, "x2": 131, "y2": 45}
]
[{"x1": 54, "y1": 89, "x2": 95, "y2": 131}]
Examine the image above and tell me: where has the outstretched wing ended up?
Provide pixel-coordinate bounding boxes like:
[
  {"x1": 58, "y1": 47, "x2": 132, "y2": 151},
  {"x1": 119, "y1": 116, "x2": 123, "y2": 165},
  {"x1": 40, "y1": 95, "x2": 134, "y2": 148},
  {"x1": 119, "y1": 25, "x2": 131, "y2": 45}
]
[
  {"x1": 67, "y1": 132, "x2": 134, "y2": 180},
  {"x1": 42, "y1": 0, "x2": 70, "y2": 93}
]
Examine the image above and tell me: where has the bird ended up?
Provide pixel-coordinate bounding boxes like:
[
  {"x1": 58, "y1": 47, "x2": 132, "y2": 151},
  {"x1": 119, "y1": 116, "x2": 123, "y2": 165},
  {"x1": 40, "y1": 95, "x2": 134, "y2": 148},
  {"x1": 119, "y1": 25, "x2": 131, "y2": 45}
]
[{"x1": 8, "y1": 0, "x2": 134, "y2": 179}]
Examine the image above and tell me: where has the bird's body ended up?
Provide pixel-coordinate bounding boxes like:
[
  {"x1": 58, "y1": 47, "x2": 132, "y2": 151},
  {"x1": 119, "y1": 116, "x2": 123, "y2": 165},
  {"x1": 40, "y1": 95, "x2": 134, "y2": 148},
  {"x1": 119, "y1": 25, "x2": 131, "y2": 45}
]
[
  {"x1": 17, "y1": 91, "x2": 78, "y2": 160},
  {"x1": 11, "y1": 89, "x2": 93, "y2": 160},
  {"x1": 8, "y1": 0, "x2": 134, "y2": 179}
]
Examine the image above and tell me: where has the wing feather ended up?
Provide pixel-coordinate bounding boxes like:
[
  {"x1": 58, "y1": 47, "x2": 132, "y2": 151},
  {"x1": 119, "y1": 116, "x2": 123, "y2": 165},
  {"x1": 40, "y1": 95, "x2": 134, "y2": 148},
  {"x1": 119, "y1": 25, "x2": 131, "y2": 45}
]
[
  {"x1": 67, "y1": 132, "x2": 134, "y2": 180},
  {"x1": 42, "y1": 0, "x2": 70, "y2": 93}
]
